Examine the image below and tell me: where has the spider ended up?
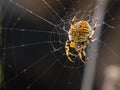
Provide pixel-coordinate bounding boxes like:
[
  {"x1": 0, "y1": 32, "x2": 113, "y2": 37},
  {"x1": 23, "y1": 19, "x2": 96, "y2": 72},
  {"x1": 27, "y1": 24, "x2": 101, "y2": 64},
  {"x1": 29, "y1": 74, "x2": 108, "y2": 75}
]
[{"x1": 65, "y1": 16, "x2": 97, "y2": 63}]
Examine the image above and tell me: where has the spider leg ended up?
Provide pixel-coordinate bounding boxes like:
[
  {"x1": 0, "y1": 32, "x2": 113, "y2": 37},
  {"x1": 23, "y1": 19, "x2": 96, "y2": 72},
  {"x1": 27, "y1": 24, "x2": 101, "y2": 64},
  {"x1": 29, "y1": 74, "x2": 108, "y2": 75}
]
[
  {"x1": 89, "y1": 21, "x2": 97, "y2": 38},
  {"x1": 91, "y1": 38, "x2": 97, "y2": 42},
  {"x1": 89, "y1": 30, "x2": 95, "y2": 38},
  {"x1": 65, "y1": 45, "x2": 74, "y2": 62},
  {"x1": 78, "y1": 51, "x2": 86, "y2": 63},
  {"x1": 77, "y1": 44, "x2": 89, "y2": 63},
  {"x1": 67, "y1": 56, "x2": 75, "y2": 62},
  {"x1": 82, "y1": 49, "x2": 89, "y2": 62},
  {"x1": 65, "y1": 47, "x2": 77, "y2": 62},
  {"x1": 72, "y1": 16, "x2": 77, "y2": 22},
  {"x1": 93, "y1": 21, "x2": 97, "y2": 31},
  {"x1": 65, "y1": 40, "x2": 77, "y2": 62},
  {"x1": 76, "y1": 45, "x2": 85, "y2": 63}
]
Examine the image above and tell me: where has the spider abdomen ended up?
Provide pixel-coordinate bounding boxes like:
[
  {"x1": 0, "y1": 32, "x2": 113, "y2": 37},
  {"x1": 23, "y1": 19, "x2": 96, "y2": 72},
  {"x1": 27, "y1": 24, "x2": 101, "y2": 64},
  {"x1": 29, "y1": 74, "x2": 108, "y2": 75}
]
[
  {"x1": 68, "y1": 20, "x2": 91, "y2": 43},
  {"x1": 69, "y1": 31, "x2": 89, "y2": 42}
]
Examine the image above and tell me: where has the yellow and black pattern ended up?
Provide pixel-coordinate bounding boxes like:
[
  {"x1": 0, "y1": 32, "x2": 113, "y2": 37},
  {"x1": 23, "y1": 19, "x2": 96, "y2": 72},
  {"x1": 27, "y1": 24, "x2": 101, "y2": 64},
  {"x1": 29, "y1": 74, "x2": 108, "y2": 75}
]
[{"x1": 65, "y1": 16, "x2": 97, "y2": 63}]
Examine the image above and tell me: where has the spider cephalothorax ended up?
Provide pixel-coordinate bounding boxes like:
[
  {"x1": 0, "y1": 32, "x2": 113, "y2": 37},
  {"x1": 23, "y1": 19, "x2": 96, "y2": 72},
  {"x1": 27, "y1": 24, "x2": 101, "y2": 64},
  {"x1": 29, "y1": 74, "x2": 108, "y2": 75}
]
[{"x1": 65, "y1": 16, "x2": 97, "y2": 63}]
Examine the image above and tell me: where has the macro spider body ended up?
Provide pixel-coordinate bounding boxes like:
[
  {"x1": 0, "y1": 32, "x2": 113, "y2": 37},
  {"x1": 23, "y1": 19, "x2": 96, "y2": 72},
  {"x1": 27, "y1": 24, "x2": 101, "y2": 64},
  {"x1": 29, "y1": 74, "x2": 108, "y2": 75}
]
[{"x1": 65, "y1": 16, "x2": 97, "y2": 63}]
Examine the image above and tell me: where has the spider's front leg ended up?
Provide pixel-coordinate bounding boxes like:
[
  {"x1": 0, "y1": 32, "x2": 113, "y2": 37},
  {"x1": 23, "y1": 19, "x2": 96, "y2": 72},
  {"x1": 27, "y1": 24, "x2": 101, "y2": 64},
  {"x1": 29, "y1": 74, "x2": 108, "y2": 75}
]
[
  {"x1": 77, "y1": 45, "x2": 89, "y2": 63},
  {"x1": 78, "y1": 51, "x2": 86, "y2": 63},
  {"x1": 65, "y1": 40, "x2": 77, "y2": 62},
  {"x1": 82, "y1": 46, "x2": 89, "y2": 62}
]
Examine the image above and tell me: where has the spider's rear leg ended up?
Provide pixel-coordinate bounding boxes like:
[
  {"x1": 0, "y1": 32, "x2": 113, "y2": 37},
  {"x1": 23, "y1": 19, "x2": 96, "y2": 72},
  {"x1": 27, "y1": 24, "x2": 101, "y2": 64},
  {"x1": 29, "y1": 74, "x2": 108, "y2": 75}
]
[
  {"x1": 91, "y1": 38, "x2": 97, "y2": 42},
  {"x1": 89, "y1": 21, "x2": 97, "y2": 38}
]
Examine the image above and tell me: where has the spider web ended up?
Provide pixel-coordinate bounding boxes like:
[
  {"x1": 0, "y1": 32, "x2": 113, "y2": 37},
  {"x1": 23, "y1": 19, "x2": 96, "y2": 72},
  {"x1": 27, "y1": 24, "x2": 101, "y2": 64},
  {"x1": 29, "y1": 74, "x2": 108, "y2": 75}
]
[{"x1": 1, "y1": 0, "x2": 120, "y2": 90}]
